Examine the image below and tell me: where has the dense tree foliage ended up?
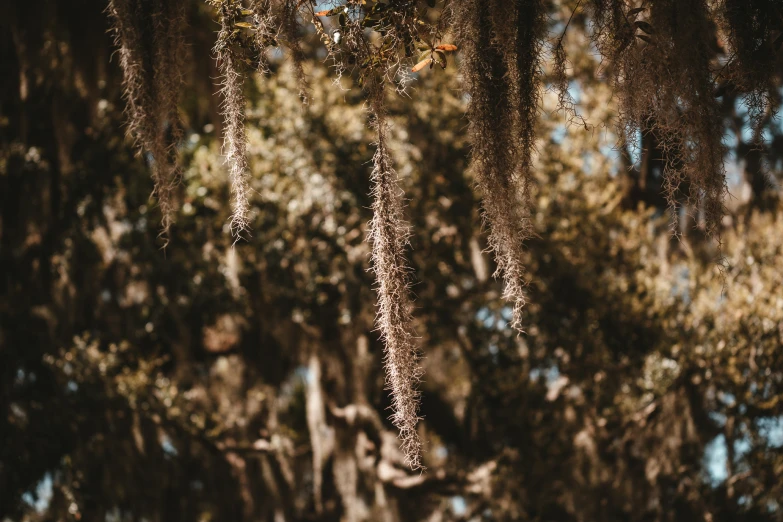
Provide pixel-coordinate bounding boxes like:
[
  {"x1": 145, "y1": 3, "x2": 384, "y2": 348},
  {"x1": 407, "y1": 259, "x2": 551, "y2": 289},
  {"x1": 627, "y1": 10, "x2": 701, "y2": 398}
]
[{"x1": 2, "y1": 0, "x2": 783, "y2": 521}]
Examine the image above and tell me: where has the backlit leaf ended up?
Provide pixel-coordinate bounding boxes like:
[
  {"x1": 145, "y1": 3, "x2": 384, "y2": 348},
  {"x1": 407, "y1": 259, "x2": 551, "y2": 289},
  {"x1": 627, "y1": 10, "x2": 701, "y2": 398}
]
[{"x1": 412, "y1": 57, "x2": 432, "y2": 72}]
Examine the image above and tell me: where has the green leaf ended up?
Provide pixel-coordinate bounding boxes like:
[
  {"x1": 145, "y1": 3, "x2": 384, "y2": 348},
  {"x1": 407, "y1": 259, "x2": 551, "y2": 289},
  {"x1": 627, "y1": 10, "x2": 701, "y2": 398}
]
[
  {"x1": 636, "y1": 33, "x2": 653, "y2": 44},
  {"x1": 634, "y1": 20, "x2": 655, "y2": 34}
]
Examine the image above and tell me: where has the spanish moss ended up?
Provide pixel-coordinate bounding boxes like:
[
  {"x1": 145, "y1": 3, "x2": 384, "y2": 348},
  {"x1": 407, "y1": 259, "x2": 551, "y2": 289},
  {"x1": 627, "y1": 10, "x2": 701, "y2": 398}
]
[
  {"x1": 507, "y1": 0, "x2": 546, "y2": 176},
  {"x1": 591, "y1": 0, "x2": 727, "y2": 238},
  {"x1": 281, "y1": 0, "x2": 310, "y2": 104},
  {"x1": 100, "y1": 0, "x2": 783, "y2": 472},
  {"x1": 150, "y1": 0, "x2": 186, "y2": 239},
  {"x1": 367, "y1": 81, "x2": 423, "y2": 470},
  {"x1": 454, "y1": 0, "x2": 534, "y2": 332},
  {"x1": 107, "y1": 0, "x2": 184, "y2": 241},
  {"x1": 250, "y1": 0, "x2": 278, "y2": 75},
  {"x1": 215, "y1": 5, "x2": 252, "y2": 239},
  {"x1": 719, "y1": 0, "x2": 780, "y2": 135}
]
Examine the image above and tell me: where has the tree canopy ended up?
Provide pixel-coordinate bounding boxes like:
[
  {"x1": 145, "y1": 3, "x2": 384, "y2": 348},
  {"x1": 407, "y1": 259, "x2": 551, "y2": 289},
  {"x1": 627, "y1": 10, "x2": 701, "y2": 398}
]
[{"x1": 2, "y1": 0, "x2": 783, "y2": 521}]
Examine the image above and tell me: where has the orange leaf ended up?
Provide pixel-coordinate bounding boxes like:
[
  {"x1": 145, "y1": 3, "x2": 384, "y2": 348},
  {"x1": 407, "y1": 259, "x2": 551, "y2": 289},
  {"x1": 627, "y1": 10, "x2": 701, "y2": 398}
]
[
  {"x1": 435, "y1": 44, "x2": 457, "y2": 52},
  {"x1": 412, "y1": 57, "x2": 432, "y2": 72}
]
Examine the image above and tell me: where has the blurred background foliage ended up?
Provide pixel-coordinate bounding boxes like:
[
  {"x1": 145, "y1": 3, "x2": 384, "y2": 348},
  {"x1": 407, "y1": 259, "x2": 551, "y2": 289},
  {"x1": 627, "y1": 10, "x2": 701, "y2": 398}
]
[{"x1": 2, "y1": 0, "x2": 783, "y2": 521}]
